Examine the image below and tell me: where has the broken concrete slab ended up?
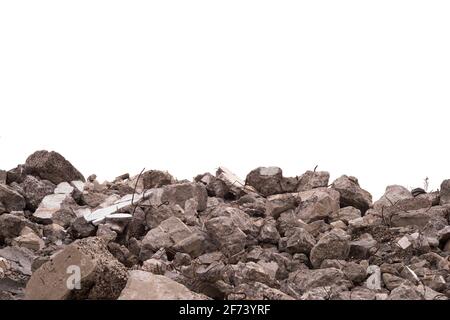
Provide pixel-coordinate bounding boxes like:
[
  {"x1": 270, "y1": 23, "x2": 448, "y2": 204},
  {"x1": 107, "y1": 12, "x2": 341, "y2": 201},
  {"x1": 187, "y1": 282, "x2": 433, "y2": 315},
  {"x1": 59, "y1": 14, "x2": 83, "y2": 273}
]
[
  {"x1": 118, "y1": 270, "x2": 208, "y2": 300},
  {"x1": 33, "y1": 193, "x2": 77, "y2": 227},
  {"x1": 25, "y1": 237, "x2": 127, "y2": 300}
]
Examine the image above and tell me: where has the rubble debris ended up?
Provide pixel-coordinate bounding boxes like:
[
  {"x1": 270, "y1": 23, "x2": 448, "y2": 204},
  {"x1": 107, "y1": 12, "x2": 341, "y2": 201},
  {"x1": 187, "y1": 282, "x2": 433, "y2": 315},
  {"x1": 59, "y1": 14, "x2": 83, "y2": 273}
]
[
  {"x1": 296, "y1": 170, "x2": 330, "y2": 192},
  {"x1": 33, "y1": 193, "x2": 77, "y2": 227},
  {"x1": 245, "y1": 167, "x2": 285, "y2": 196},
  {"x1": 118, "y1": 270, "x2": 208, "y2": 300},
  {"x1": 142, "y1": 170, "x2": 175, "y2": 189},
  {"x1": 25, "y1": 237, "x2": 127, "y2": 299},
  {"x1": 440, "y1": 179, "x2": 450, "y2": 205},
  {"x1": 24, "y1": 150, "x2": 85, "y2": 184},
  {"x1": 0, "y1": 150, "x2": 449, "y2": 300},
  {"x1": 18, "y1": 175, "x2": 56, "y2": 211},
  {"x1": 332, "y1": 175, "x2": 372, "y2": 213},
  {"x1": 0, "y1": 184, "x2": 26, "y2": 212}
]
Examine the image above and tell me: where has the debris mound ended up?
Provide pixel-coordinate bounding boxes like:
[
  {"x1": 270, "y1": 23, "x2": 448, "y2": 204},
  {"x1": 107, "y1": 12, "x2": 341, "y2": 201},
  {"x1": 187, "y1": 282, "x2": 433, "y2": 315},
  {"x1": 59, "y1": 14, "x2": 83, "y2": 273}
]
[{"x1": 0, "y1": 151, "x2": 449, "y2": 300}]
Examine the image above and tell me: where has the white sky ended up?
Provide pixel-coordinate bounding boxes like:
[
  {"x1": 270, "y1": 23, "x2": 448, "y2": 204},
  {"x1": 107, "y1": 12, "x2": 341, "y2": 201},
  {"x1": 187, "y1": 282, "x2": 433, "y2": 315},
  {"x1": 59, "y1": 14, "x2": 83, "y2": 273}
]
[{"x1": 1, "y1": 1, "x2": 449, "y2": 200}]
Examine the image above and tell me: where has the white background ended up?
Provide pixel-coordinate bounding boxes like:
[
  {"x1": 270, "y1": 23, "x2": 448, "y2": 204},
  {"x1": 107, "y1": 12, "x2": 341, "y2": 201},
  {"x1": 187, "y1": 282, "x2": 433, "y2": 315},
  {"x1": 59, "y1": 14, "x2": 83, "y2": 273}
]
[{"x1": 1, "y1": 1, "x2": 449, "y2": 199}]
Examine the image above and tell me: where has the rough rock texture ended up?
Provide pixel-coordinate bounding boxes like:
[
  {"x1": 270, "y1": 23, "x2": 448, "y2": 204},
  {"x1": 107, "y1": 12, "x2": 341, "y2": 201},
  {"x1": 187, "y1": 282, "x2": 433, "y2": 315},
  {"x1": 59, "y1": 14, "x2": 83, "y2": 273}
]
[
  {"x1": 25, "y1": 237, "x2": 127, "y2": 300},
  {"x1": 118, "y1": 270, "x2": 208, "y2": 300},
  {"x1": 332, "y1": 175, "x2": 372, "y2": 213},
  {"x1": 18, "y1": 175, "x2": 56, "y2": 211},
  {"x1": 24, "y1": 150, "x2": 85, "y2": 184},
  {"x1": 0, "y1": 151, "x2": 450, "y2": 300},
  {"x1": 0, "y1": 184, "x2": 26, "y2": 212},
  {"x1": 440, "y1": 179, "x2": 450, "y2": 205}
]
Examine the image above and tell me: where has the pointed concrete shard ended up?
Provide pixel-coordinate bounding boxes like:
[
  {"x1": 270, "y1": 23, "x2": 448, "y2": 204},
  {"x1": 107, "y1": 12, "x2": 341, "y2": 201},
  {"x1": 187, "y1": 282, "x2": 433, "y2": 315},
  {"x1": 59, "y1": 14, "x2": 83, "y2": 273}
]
[
  {"x1": 84, "y1": 192, "x2": 145, "y2": 222},
  {"x1": 216, "y1": 166, "x2": 258, "y2": 195},
  {"x1": 106, "y1": 213, "x2": 133, "y2": 220}
]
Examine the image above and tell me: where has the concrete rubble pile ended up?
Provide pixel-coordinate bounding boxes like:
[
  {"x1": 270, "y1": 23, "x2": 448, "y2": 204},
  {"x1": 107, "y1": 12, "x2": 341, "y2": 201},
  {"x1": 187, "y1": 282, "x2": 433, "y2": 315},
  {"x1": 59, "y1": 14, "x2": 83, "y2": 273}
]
[{"x1": 0, "y1": 150, "x2": 449, "y2": 300}]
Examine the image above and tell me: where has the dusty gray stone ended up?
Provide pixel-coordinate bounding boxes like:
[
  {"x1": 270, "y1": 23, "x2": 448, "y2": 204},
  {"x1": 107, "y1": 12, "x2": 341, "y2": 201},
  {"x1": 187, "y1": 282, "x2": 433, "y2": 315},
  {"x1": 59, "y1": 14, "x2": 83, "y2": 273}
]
[
  {"x1": 332, "y1": 175, "x2": 372, "y2": 213},
  {"x1": 440, "y1": 179, "x2": 450, "y2": 205},
  {"x1": 142, "y1": 170, "x2": 175, "y2": 189},
  {"x1": 19, "y1": 175, "x2": 55, "y2": 211},
  {"x1": 25, "y1": 237, "x2": 127, "y2": 300},
  {"x1": 310, "y1": 229, "x2": 350, "y2": 268},
  {"x1": 118, "y1": 270, "x2": 208, "y2": 300},
  {"x1": 295, "y1": 188, "x2": 340, "y2": 223},
  {"x1": 284, "y1": 227, "x2": 316, "y2": 255},
  {"x1": 296, "y1": 170, "x2": 330, "y2": 191},
  {"x1": 0, "y1": 184, "x2": 26, "y2": 212},
  {"x1": 388, "y1": 284, "x2": 423, "y2": 300}
]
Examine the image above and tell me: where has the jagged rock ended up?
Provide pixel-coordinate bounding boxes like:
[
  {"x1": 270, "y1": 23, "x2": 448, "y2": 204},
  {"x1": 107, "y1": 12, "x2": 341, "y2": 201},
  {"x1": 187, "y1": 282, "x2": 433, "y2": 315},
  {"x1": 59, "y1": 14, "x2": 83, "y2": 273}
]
[
  {"x1": 141, "y1": 217, "x2": 204, "y2": 259},
  {"x1": 388, "y1": 284, "x2": 423, "y2": 300},
  {"x1": 440, "y1": 179, "x2": 450, "y2": 205},
  {"x1": 205, "y1": 215, "x2": 247, "y2": 258},
  {"x1": 245, "y1": 167, "x2": 285, "y2": 196},
  {"x1": 310, "y1": 229, "x2": 350, "y2": 268},
  {"x1": 25, "y1": 237, "x2": 127, "y2": 299},
  {"x1": 373, "y1": 185, "x2": 413, "y2": 211},
  {"x1": 0, "y1": 184, "x2": 26, "y2": 212},
  {"x1": 230, "y1": 261, "x2": 277, "y2": 287},
  {"x1": 142, "y1": 258, "x2": 166, "y2": 274},
  {"x1": 330, "y1": 206, "x2": 361, "y2": 224},
  {"x1": 145, "y1": 204, "x2": 184, "y2": 229},
  {"x1": 118, "y1": 270, "x2": 208, "y2": 300},
  {"x1": 108, "y1": 242, "x2": 138, "y2": 267},
  {"x1": 0, "y1": 214, "x2": 29, "y2": 241},
  {"x1": 0, "y1": 246, "x2": 35, "y2": 276},
  {"x1": 284, "y1": 227, "x2": 316, "y2": 255},
  {"x1": 142, "y1": 170, "x2": 175, "y2": 189},
  {"x1": 296, "y1": 170, "x2": 330, "y2": 191},
  {"x1": 228, "y1": 282, "x2": 294, "y2": 300},
  {"x1": 331, "y1": 175, "x2": 372, "y2": 213},
  {"x1": 68, "y1": 216, "x2": 97, "y2": 238},
  {"x1": 342, "y1": 262, "x2": 367, "y2": 283},
  {"x1": 259, "y1": 219, "x2": 280, "y2": 244},
  {"x1": 382, "y1": 273, "x2": 413, "y2": 290},
  {"x1": 18, "y1": 175, "x2": 55, "y2": 211},
  {"x1": 12, "y1": 227, "x2": 45, "y2": 251},
  {"x1": 337, "y1": 287, "x2": 376, "y2": 300},
  {"x1": 215, "y1": 167, "x2": 258, "y2": 198},
  {"x1": 349, "y1": 233, "x2": 377, "y2": 259},
  {"x1": 43, "y1": 224, "x2": 66, "y2": 243},
  {"x1": 80, "y1": 191, "x2": 109, "y2": 208},
  {"x1": 295, "y1": 188, "x2": 340, "y2": 223},
  {"x1": 24, "y1": 150, "x2": 85, "y2": 184},
  {"x1": 159, "y1": 183, "x2": 208, "y2": 211},
  {"x1": 33, "y1": 193, "x2": 78, "y2": 227},
  {"x1": 390, "y1": 208, "x2": 433, "y2": 228},
  {"x1": 288, "y1": 267, "x2": 348, "y2": 294}
]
